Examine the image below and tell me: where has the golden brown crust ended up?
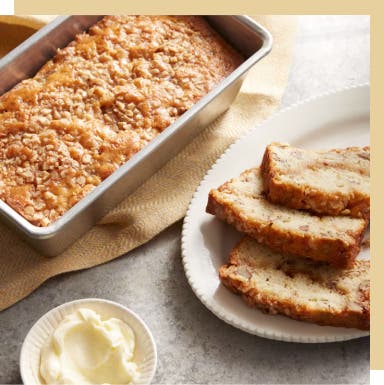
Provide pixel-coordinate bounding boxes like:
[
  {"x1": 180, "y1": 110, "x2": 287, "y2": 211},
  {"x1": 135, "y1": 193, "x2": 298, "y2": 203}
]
[
  {"x1": 206, "y1": 168, "x2": 368, "y2": 267},
  {"x1": 219, "y1": 237, "x2": 370, "y2": 330},
  {"x1": 0, "y1": 16, "x2": 243, "y2": 226},
  {"x1": 260, "y1": 143, "x2": 370, "y2": 219}
]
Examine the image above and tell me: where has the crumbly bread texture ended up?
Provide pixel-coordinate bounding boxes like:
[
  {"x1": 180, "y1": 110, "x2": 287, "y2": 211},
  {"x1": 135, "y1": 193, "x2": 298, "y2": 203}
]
[
  {"x1": 0, "y1": 16, "x2": 243, "y2": 226},
  {"x1": 206, "y1": 168, "x2": 368, "y2": 267},
  {"x1": 219, "y1": 236, "x2": 370, "y2": 330},
  {"x1": 260, "y1": 143, "x2": 370, "y2": 219}
]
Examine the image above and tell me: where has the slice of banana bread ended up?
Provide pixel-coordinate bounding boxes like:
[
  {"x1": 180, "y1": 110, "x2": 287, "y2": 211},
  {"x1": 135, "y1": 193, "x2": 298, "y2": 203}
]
[
  {"x1": 260, "y1": 143, "x2": 370, "y2": 219},
  {"x1": 206, "y1": 168, "x2": 368, "y2": 267},
  {"x1": 219, "y1": 236, "x2": 370, "y2": 330}
]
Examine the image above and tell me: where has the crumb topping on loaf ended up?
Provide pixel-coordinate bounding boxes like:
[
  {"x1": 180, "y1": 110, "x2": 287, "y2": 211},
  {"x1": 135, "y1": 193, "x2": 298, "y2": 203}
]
[{"x1": 0, "y1": 16, "x2": 243, "y2": 226}]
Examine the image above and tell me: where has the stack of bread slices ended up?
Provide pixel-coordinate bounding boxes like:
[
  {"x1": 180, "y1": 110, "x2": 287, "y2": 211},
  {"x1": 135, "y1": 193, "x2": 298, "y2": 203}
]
[{"x1": 206, "y1": 143, "x2": 370, "y2": 330}]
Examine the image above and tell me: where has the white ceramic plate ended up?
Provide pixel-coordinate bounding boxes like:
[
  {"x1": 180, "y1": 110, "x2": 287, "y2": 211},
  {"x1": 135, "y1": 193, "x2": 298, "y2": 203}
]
[
  {"x1": 182, "y1": 84, "x2": 370, "y2": 343},
  {"x1": 20, "y1": 298, "x2": 157, "y2": 385}
]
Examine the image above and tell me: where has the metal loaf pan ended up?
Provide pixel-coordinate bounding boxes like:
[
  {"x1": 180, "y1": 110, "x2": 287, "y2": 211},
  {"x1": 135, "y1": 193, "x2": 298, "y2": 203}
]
[{"x1": 0, "y1": 15, "x2": 272, "y2": 256}]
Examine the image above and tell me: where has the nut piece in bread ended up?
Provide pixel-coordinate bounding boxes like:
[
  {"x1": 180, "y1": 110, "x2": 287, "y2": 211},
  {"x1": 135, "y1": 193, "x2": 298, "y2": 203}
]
[
  {"x1": 260, "y1": 143, "x2": 370, "y2": 219},
  {"x1": 206, "y1": 168, "x2": 368, "y2": 267},
  {"x1": 219, "y1": 236, "x2": 370, "y2": 330}
]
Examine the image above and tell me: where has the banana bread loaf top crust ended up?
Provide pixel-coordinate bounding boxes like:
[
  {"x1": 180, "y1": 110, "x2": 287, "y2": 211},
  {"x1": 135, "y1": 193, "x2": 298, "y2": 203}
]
[{"x1": 0, "y1": 16, "x2": 243, "y2": 226}]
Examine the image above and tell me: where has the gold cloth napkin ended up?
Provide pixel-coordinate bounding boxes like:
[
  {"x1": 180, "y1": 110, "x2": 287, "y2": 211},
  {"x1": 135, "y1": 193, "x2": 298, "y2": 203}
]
[{"x1": 0, "y1": 15, "x2": 298, "y2": 310}]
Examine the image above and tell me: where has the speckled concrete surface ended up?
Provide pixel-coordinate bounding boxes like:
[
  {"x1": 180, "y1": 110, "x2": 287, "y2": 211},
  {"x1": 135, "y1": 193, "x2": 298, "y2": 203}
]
[{"x1": 0, "y1": 15, "x2": 370, "y2": 384}]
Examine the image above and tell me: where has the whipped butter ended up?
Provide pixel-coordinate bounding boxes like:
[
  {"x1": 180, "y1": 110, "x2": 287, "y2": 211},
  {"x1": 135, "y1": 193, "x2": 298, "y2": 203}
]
[{"x1": 40, "y1": 308, "x2": 140, "y2": 385}]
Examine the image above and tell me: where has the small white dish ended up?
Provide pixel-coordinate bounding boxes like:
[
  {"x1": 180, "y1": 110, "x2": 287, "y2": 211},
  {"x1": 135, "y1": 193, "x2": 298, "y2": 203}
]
[
  {"x1": 182, "y1": 84, "x2": 370, "y2": 343},
  {"x1": 20, "y1": 298, "x2": 157, "y2": 385}
]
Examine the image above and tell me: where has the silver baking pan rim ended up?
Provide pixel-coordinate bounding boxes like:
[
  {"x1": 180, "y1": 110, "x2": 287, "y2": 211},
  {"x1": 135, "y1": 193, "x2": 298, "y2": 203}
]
[{"x1": 0, "y1": 15, "x2": 272, "y2": 246}]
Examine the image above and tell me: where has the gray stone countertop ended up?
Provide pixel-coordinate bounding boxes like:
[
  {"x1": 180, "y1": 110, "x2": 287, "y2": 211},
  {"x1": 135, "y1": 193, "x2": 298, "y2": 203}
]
[{"x1": 0, "y1": 15, "x2": 370, "y2": 385}]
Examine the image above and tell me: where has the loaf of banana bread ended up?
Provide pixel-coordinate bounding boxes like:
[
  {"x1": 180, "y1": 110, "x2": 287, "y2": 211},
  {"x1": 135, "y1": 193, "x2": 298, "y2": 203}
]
[{"x1": 0, "y1": 16, "x2": 243, "y2": 226}]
